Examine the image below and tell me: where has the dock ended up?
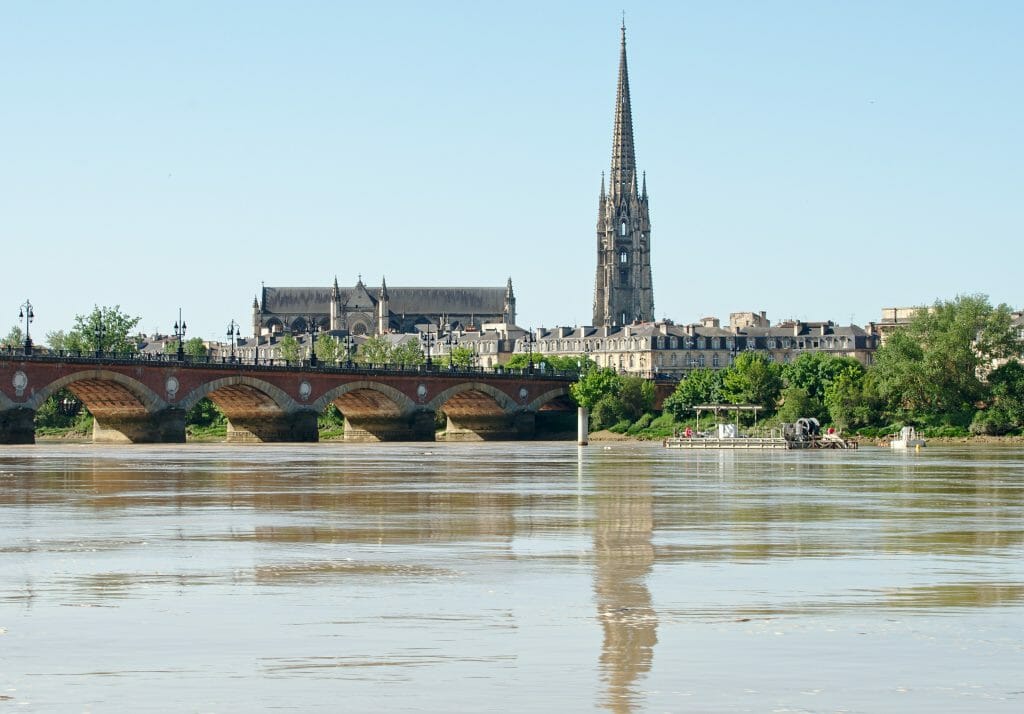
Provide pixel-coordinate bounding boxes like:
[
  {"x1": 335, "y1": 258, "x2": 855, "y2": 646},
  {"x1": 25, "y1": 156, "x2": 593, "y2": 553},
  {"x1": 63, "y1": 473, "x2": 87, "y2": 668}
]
[{"x1": 663, "y1": 433, "x2": 858, "y2": 450}]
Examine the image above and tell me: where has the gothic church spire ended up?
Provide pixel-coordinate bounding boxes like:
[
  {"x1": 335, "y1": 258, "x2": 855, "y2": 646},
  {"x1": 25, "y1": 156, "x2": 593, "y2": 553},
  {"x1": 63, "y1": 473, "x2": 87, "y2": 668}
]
[{"x1": 610, "y1": 21, "x2": 637, "y2": 198}]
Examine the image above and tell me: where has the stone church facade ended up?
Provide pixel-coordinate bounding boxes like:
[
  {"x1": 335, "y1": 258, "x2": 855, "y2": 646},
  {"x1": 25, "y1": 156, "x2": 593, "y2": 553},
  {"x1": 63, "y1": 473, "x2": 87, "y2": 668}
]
[
  {"x1": 252, "y1": 277, "x2": 516, "y2": 338},
  {"x1": 593, "y1": 24, "x2": 654, "y2": 327}
]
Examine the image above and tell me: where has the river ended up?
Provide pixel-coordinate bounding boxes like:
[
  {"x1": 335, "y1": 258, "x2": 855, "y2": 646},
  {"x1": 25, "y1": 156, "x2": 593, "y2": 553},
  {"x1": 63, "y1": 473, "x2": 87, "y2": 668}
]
[{"x1": 1, "y1": 442, "x2": 1022, "y2": 712}]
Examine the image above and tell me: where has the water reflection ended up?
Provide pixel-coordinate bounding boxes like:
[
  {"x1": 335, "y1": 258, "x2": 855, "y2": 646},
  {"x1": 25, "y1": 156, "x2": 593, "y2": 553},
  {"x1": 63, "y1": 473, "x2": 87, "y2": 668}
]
[{"x1": 592, "y1": 457, "x2": 656, "y2": 713}]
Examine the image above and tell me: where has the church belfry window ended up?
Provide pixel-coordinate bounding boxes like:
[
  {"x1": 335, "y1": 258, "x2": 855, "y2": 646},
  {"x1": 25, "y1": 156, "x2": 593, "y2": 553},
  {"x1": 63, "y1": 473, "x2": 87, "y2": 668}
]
[
  {"x1": 619, "y1": 249, "x2": 628, "y2": 264},
  {"x1": 620, "y1": 221, "x2": 627, "y2": 236}
]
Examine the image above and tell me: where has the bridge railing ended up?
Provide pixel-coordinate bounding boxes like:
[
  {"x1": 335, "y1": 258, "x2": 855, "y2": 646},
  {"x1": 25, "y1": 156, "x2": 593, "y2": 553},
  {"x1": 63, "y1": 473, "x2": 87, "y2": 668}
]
[{"x1": 0, "y1": 350, "x2": 580, "y2": 381}]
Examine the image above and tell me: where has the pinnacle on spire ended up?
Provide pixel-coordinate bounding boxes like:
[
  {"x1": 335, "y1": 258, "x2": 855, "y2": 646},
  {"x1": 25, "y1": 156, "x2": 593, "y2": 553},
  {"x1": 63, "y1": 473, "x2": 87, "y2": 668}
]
[
  {"x1": 379, "y1": 276, "x2": 389, "y2": 300},
  {"x1": 252, "y1": 295, "x2": 259, "y2": 309},
  {"x1": 610, "y1": 20, "x2": 637, "y2": 198},
  {"x1": 642, "y1": 170, "x2": 647, "y2": 199},
  {"x1": 600, "y1": 171, "x2": 606, "y2": 199}
]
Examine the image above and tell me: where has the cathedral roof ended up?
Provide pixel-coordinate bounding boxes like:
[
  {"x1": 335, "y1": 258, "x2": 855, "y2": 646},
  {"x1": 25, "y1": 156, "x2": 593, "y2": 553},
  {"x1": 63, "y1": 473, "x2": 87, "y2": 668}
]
[{"x1": 260, "y1": 285, "x2": 506, "y2": 316}]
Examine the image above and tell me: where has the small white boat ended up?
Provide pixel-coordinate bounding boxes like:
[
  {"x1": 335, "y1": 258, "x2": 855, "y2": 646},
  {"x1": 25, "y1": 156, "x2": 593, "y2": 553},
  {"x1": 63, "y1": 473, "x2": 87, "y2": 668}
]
[{"x1": 890, "y1": 426, "x2": 926, "y2": 449}]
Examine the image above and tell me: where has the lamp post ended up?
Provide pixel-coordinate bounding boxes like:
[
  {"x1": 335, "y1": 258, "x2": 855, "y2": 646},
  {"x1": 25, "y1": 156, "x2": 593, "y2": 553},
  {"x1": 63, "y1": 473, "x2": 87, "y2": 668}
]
[
  {"x1": 443, "y1": 322, "x2": 458, "y2": 370},
  {"x1": 226, "y1": 320, "x2": 240, "y2": 363},
  {"x1": 524, "y1": 328, "x2": 535, "y2": 373},
  {"x1": 94, "y1": 319, "x2": 106, "y2": 358},
  {"x1": 420, "y1": 324, "x2": 437, "y2": 368},
  {"x1": 174, "y1": 308, "x2": 187, "y2": 361},
  {"x1": 345, "y1": 333, "x2": 354, "y2": 368},
  {"x1": 307, "y1": 317, "x2": 320, "y2": 367},
  {"x1": 18, "y1": 299, "x2": 34, "y2": 356}
]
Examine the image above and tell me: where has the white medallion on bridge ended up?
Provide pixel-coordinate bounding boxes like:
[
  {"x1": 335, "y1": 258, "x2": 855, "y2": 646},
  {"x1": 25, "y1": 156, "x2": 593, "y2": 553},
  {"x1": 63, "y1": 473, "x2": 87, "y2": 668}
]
[
  {"x1": 12, "y1": 371, "x2": 28, "y2": 397},
  {"x1": 299, "y1": 380, "x2": 312, "y2": 401},
  {"x1": 519, "y1": 387, "x2": 528, "y2": 403},
  {"x1": 165, "y1": 376, "x2": 179, "y2": 399},
  {"x1": 417, "y1": 384, "x2": 427, "y2": 402}
]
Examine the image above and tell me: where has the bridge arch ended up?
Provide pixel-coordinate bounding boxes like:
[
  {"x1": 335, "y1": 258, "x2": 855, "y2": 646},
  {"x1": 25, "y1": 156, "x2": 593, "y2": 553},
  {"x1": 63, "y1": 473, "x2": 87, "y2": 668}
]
[
  {"x1": 311, "y1": 381, "x2": 417, "y2": 417},
  {"x1": 426, "y1": 381, "x2": 517, "y2": 415},
  {"x1": 25, "y1": 369, "x2": 167, "y2": 413},
  {"x1": 526, "y1": 386, "x2": 574, "y2": 413},
  {"x1": 178, "y1": 375, "x2": 299, "y2": 414}
]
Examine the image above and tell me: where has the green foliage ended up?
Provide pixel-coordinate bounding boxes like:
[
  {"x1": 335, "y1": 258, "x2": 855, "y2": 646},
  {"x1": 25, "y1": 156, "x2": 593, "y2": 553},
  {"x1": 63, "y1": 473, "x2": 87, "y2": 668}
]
[
  {"x1": 973, "y1": 360, "x2": 1024, "y2": 435},
  {"x1": 186, "y1": 398, "x2": 225, "y2": 428},
  {"x1": 356, "y1": 335, "x2": 392, "y2": 364},
  {"x1": 2, "y1": 326, "x2": 24, "y2": 349},
  {"x1": 591, "y1": 394, "x2": 626, "y2": 430},
  {"x1": 618, "y1": 376, "x2": 655, "y2": 422},
  {"x1": 314, "y1": 334, "x2": 342, "y2": 364},
  {"x1": 391, "y1": 340, "x2": 426, "y2": 366},
  {"x1": 873, "y1": 294, "x2": 1022, "y2": 423},
  {"x1": 51, "y1": 305, "x2": 142, "y2": 355},
  {"x1": 661, "y1": 368, "x2": 722, "y2": 419},
  {"x1": 824, "y1": 369, "x2": 883, "y2": 431},
  {"x1": 184, "y1": 337, "x2": 208, "y2": 359},
  {"x1": 782, "y1": 352, "x2": 864, "y2": 399},
  {"x1": 719, "y1": 352, "x2": 783, "y2": 414},
  {"x1": 441, "y1": 345, "x2": 476, "y2": 368},
  {"x1": 503, "y1": 354, "x2": 591, "y2": 372},
  {"x1": 570, "y1": 367, "x2": 621, "y2": 410},
  {"x1": 278, "y1": 334, "x2": 301, "y2": 364},
  {"x1": 776, "y1": 386, "x2": 825, "y2": 423}
]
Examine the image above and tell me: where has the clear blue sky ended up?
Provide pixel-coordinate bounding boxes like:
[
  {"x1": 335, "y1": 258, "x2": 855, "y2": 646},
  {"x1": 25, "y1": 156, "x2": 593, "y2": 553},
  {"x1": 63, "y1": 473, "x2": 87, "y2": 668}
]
[{"x1": 2, "y1": 1, "x2": 1021, "y2": 343}]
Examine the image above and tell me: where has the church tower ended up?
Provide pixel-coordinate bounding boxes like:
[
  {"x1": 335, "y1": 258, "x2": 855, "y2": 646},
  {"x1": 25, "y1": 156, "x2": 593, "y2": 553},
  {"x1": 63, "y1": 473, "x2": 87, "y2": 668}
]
[{"x1": 593, "y1": 23, "x2": 653, "y2": 327}]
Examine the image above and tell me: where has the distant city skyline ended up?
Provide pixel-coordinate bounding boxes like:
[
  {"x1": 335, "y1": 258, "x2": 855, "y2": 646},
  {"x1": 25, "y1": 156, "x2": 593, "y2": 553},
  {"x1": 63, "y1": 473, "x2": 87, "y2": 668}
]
[{"x1": 2, "y1": 1, "x2": 1021, "y2": 342}]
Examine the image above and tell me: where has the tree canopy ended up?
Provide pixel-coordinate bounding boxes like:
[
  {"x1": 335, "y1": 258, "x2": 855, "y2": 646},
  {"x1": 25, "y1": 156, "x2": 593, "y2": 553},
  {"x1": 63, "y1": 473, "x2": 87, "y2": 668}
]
[{"x1": 45, "y1": 305, "x2": 142, "y2": 355}]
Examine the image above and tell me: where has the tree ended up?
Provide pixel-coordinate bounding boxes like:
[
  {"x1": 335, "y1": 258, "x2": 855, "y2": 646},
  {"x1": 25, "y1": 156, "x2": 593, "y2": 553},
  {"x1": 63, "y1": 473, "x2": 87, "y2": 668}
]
[
  {"x1": 618, "y1": 375, "x2": 655, "y2": 422},
  {"x1": 278, "y1": 334, "x2": 301, "y2": 364},
  {"x1": 504, "y1": 354, "x2": 591, "y2": 372},
  {"x1": 52, "y1": 305, "x2": 142, "y2": 355},
  {"x1": 443, "y1": 346, "x2": 476, "y2": 369},
  {"x1": 2, "y1": 326, "x2": 24, "y2": 349},
  {"x1": 720, "y1": 352, "x2": 782, "y2": 413},
  {"x1": 314, "y1": 334, "x2": 342, "y2": 364},
  {"x1": 661, "y1": 368, "x2": 723, "y2": 420},
  {"x1": 184, "y1": 337, "x2": 208, "y2": 359},
  {"x1": 873, "y1": 294, "x2": 1022, "y2": 424},
  {"x1": 824, "y1": 368, "x2": 883, "y2": 431},
  {"x1": 776, "y1": 386, "x2": 822, "y2": 423},
  {"x1": 569, "y1": 367, "x2": 622, "y2": 410},
  {"x1": 391, "y1": 341, "x2": 425, "y2": 366},
  {"x1": 356, "y1": 335, "x2": 393, "y2": 365},
  {"x1": 972, "y1": 360, "x2": 1024, "y2": 435},
  {"x1": 782, "y1": 352, "x2": 864, "y2": 400}
]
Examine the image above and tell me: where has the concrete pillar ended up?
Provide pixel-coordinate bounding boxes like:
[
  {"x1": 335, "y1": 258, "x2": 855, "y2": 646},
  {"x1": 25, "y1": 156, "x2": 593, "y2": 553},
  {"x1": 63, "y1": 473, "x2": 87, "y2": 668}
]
[
  {"x1": 0, "y1": 407, "x2": 36, "y2": 445},
  {"x1": 92, "y1": 408, "x2": 186, "y2": 444},
  {"x1": 578, "y1": 407, "x2": 589, "y2": 446},
  {"x1": 442, "y1": 410, "x2": 535, "y2": 441},
  {"x1": 343, "y1": 409, "x2": 436, "y2": 442},
  {"x1": 225, "y1": 410, "x2": 319, "y2": 443}
]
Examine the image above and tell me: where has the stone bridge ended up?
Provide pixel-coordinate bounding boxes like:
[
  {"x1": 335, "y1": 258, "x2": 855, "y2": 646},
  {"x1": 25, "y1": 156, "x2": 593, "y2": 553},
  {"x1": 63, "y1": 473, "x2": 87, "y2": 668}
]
[{"x1": 0, "y1": 355, "x2": 577, "y2": 445}]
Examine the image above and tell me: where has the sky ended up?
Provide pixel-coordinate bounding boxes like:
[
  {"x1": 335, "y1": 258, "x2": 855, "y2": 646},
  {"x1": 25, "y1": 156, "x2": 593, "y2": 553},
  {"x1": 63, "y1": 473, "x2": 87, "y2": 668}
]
[{"x1": 2, "y1": 1, "x2": 1021, "y2": 344}]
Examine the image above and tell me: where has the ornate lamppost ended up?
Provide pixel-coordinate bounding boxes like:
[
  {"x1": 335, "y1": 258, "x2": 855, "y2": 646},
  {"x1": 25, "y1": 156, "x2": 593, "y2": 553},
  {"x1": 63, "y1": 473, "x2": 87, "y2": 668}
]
[
  {"x1": 307, "y1": 317, "x2": 320, "y2": 367},
  {"x1": 226, "y1": 320, "x2": 240, "y2": 363},
  {"x1": 18, "y1": 299, "x2": 34, "y2": 356},
  {"x1": 443, "y1": 322, "x2": 459, "y2": 370},
  {"x1": 524, "y1": 328, "x2": 535, "y2": 373},
  {"x1": 94, "y1": 319, "x2": 106, "y2": 358},
  {"x1": 345, "y1": 333, "x2": 354, "y2": 368},
  {"x1": 174, "y1": 308, "x2": 187, "y2": 361},
  {"x1": 420, "y1": 324, "x2": 437, "y2": 368}
]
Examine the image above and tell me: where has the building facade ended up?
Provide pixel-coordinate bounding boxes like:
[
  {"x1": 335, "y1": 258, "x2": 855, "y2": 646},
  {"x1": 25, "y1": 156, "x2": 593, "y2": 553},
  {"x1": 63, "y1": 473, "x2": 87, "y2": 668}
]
[
  {"x1": 593, "y1": 24, "x2": 654, "y2": 327},
  {"x1": 252, "y1": 276, "x2": 516, "y2": 338},
  {"x1": 530, "y1": 315, "x2": 879, "y2": 379}
]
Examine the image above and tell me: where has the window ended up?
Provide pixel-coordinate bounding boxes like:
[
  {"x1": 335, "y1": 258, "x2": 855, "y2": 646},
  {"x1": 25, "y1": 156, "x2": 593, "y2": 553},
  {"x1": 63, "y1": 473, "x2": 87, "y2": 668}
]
[
  {"x1": 619, "y1": 250, "x2": 628, "y2": 264},
  {"x1": 620, "y1": 221, "x2": 627, "y2": 236}
]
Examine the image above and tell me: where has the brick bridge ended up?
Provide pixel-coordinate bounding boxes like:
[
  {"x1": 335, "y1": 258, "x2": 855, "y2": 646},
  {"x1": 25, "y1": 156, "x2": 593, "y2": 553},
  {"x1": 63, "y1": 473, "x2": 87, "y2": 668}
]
[{"x1": 0, "y1": 355, "x2": 577, "y2": 445}]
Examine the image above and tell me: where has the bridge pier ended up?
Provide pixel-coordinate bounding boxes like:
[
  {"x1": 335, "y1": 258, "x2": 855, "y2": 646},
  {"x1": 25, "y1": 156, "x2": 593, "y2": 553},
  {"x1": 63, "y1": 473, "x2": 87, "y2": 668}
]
[
  {"x1": 225, "y1": 410, "x2": 319, "y2": 443},
  {"x1": 343, "y1": 409, "x2": 436, "y2": 442},
  {"x1": 92, "y1": 408, "x2": 187, "y2": 444},
  {"x1": 0, "y1": 407, "x2": 37, "y2": 445},
  {"x1": 442, "y1": 411, "x2": 536, "y2": 441}
]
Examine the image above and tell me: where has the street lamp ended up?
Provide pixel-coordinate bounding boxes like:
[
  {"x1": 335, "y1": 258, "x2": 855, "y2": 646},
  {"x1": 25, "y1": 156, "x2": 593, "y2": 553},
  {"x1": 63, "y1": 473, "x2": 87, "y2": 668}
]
[
  {"x1": 524, "y1": 328, "x2": 535, "y2": 372},
  {"x1": 226, "y1": 320, "x2": 240, "y2": 363},
  {"x1": 443, "y1": 322, "x2": 458, "y2": 370},
  {"x1": 307, "y1": 316, "x2": 320, "y2": 367},
  {"x1": 174, "y1": 308, "x2": 187, "y2": 361},
  {"x1": 345, "y1": 333, "x2": 354, "y2": 368},
  {"x1": 420, "y1": 324, "x2": 437, "y2": 368},
  {"x1": 18, "y1": 299, "x2": 34, "y2": 356},
  {"x1": 94, "y1": 319, "x2": 106, "y2": 358}
]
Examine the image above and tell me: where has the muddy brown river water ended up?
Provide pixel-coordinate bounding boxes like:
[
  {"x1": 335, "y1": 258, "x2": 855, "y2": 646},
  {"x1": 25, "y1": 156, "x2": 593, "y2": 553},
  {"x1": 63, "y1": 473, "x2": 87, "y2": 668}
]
[{"x1": 1, "y1": 442, "x2": 1022, "y2": 712}]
